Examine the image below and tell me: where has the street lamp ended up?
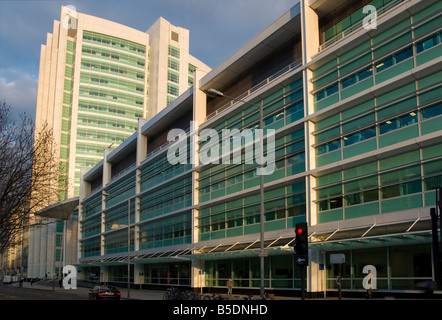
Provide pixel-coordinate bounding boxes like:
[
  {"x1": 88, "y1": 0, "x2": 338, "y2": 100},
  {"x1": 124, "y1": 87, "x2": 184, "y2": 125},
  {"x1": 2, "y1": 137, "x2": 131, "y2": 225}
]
[
  {"x1": 206, "y1": 88, "x2": 266, "y2": 298},
  {"x1": 103, "y1": 191, "x2": 132, "y2": 298}
]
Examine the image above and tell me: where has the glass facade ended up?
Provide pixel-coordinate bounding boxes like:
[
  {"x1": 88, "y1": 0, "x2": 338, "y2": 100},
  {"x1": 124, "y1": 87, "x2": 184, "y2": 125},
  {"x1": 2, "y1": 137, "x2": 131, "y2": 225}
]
[
  {"x1": 74, "y1": 31, "x2": 147, "y2": 195},
  {"x1": 325, "y1": 244, "x2": 432, "y2": 291},
  {"x1": 78, "y1": 0, "x2": 441, "y2": 294}
]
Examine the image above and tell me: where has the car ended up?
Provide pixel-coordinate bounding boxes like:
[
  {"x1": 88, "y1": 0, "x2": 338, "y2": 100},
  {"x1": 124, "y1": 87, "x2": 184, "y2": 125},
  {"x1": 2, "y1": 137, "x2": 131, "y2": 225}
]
[
  {"x1": 89, "y1": 285, "x2": 121, "y2": 300},
  {"x1": 2, "y1": 276, "x2": 12, "y2": 284}
]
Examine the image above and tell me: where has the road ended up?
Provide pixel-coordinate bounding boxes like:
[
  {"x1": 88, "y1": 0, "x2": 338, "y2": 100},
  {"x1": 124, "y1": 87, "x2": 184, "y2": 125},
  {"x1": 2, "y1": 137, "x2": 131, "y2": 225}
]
[{"x1": 0, "y1": 282, "x2": 87, "y2": 300}]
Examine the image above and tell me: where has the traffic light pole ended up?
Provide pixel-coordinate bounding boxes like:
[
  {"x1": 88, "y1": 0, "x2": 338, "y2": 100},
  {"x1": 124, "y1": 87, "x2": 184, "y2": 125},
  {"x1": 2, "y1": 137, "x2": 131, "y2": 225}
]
[
  {"x1": 300, "y1": 265, "x2": 306, "y2": 300},
  {"x1": 294, "y1": 222, "x2": 308, "y2": 300}
]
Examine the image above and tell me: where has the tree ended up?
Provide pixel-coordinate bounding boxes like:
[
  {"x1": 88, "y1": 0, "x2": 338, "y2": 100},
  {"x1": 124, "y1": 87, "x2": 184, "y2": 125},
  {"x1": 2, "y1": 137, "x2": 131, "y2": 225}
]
[{"x1": 0, "y1": 102, "x2": 60, "y2": 255}]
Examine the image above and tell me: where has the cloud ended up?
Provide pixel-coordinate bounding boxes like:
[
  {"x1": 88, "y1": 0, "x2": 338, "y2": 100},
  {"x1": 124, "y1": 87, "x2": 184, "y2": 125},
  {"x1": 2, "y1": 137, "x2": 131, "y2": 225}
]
[
  {"x1": 0, "y1": 69, "x2": 38, "y2": 121},
  {"x1": 0, "y1": 0, "x2": 297, "y2": 122}
]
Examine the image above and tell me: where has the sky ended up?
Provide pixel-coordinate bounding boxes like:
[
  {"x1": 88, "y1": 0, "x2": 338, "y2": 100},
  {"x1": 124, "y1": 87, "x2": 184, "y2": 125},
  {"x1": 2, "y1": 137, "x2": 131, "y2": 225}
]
[{"x1": 0, "y1": 0, "x2": 296, "y2": 121}]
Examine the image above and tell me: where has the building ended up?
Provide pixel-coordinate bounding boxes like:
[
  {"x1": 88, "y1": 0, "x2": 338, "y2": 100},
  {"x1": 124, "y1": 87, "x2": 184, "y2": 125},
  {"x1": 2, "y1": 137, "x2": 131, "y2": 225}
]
[
  {"x1": 77, "y1": 0, "x2": 441, "y2": 296},
  {"x1": 26, "y1": 5, "x2": 210, "y2": 279}
]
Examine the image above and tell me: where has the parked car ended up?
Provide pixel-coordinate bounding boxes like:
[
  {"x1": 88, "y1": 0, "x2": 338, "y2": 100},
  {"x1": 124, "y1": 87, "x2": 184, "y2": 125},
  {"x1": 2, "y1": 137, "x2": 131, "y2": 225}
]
[
  {"x1": 2, "y1": 275, "x2": 12, "y2": 284},
  {"x1": 89, "y1": 285, "x2": 121, "y2": 300}
]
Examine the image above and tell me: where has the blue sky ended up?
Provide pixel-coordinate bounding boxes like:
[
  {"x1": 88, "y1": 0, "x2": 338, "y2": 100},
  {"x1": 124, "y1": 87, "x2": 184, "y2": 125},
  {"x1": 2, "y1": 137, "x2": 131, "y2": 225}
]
[{"x1": 0, "y1": 0, "x2": 296, "y2": 120}]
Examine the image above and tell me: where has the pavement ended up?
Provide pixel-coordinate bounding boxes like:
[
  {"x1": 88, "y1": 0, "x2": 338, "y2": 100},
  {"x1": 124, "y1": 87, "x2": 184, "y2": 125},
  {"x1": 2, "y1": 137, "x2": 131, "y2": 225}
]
[
  {"x1": 13, "y1": 280, "x2": 442, "y2": 301},
  {"x1": 15, "y1": 280, "x2": 296, "y2": 300},
  {"x1": 15, "y1": 280, "x2": 165, "y2": 300}
]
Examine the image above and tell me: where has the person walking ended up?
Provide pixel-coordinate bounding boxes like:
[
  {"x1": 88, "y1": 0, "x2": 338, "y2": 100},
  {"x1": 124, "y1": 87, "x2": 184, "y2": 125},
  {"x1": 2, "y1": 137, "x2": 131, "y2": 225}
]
[{"x1": 227, "y1": 279, "x2": 233, "y2": 296}]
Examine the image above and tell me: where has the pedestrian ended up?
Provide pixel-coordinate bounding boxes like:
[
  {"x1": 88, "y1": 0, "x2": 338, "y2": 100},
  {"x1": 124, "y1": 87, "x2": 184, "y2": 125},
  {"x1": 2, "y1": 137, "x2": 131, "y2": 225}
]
[
  {"x1": 227, "y1": 279, "x2": 233, "y2": 296},
  {"x1": 59, "y1": 278, "x2": 63, "y2": 288}
]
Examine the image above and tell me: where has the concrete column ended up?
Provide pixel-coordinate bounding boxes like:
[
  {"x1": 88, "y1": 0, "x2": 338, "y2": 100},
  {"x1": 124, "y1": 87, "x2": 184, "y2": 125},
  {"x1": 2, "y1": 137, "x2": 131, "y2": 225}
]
[
  {"x1": 100, "y1": 266, "x2": 109, "y2": 283},
  {"x1": 300, "y1": 0, "x2": 319, "y2": 64},
  {"x1": 101, "y1": 149, "x2": 112, "y2": 256},
  {"x1": 300, "y1": 0, "x2": 320, "y2": 295},
  {"x1": 135, "y1": 119, "x2": 149, "y2": 252},
  {"x1": 134, "y1": 263, "x2": 144, "y2": 286},
  {"x1": 191, "y1": 68, "x2": 208, "y2": 289}
]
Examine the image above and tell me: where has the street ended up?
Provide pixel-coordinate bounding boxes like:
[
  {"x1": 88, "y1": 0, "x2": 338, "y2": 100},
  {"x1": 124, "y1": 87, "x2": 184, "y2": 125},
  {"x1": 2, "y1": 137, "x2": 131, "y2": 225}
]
[{"x1": 0, "y1": 282, "x2": 87, "y2": 300}]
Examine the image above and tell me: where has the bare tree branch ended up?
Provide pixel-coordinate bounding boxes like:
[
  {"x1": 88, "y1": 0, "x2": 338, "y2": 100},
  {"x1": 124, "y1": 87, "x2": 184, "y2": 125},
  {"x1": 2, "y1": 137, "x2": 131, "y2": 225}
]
[{"x1": 0, "y1": 102, "x2": 61, "y2": 255}]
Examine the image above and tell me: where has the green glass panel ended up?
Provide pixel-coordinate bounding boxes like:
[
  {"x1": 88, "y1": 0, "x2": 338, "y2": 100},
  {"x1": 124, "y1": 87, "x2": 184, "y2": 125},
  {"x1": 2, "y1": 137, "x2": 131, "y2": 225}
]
[
  {"x1": 378, "y1": 125, "x2": 419, "y2": 148},
  {"x1": 381, "y1": 194, "x2": 423, "y2": 213},
  {"x1": 379, "y1": 150, "x2": 420, "y2": 170},
  {"x1": 317, "y1": 208, "x2": 343, "y2": 223},
  {"x1": 376, "y1": 59, "x2": 414, "y2": 84},
  {"x1": 344, "y1": 202, "x2": 379, "y2": 219},
  {"x1": 317, "y1": 150, "x2": 341, "y2": 167},
  {"x1": 343, "y1": 138, "x2": 377, "y2": 159}
]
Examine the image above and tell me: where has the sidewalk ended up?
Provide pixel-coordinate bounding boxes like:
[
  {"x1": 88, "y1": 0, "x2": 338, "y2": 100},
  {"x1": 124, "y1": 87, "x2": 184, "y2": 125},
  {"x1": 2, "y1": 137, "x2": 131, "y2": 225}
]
[
  {"x1": 16, "y1": 281, "x2": 440, "y2": 300},
  {"x1": 18, "y1": 281, "x2": 292, "y2": 300},
  {"x1": 18, "y1": 280, "x2": 165, "y2": 300}
]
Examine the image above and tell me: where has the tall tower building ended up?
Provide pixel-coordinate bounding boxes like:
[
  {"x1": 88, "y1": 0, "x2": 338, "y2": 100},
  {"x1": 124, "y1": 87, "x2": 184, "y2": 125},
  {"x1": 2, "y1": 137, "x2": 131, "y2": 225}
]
[
  {"x1": 28, "y1": 6, "x2": 210, "y2": 278},
  {"x1": 35, "y1": 6, "x2": 210, "y2": 199}
]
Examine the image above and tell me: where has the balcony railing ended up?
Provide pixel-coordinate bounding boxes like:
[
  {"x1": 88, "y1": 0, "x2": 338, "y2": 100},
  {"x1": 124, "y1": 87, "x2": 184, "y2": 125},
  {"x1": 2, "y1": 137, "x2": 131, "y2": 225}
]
[
  {"x1": 318, "y1": 0, "x2": 405, "y2": 52},
  {"x1": 205, "y1": 58, "x2": 302, "y2": 122}
]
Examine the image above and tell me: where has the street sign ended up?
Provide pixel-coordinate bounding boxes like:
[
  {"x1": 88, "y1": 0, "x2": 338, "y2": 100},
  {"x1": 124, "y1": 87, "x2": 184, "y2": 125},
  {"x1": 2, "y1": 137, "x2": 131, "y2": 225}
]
[
  {"x1": 330, "y1": 253, "x2": 345, "y2": 264},
  {"x1": 296, "y1": 255, "x2": 307, "y2": 266}
]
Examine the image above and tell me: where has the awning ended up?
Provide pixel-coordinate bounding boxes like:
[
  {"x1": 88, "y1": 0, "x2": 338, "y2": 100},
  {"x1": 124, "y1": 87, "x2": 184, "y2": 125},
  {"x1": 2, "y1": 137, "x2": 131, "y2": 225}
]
[
  {"x1": 34, "y1": 197, "x2": 79, "y2": 220},
  {"x1": 309, "y1": 218, "x2": 434, "y2": 251},
  {"x1": 78, "y1": 248, "x2": 196, "y2": 266},
  {"x1": 189, "y1": 237, "x2": 295, "y2": 260},
  {"x1": 77, "y1": 237, "x2": 296, "y2": 267}
]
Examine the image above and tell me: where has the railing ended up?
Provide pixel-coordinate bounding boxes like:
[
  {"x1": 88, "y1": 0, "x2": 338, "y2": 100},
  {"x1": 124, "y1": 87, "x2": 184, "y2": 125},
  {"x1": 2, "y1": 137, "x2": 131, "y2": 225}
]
[
  {"x1": 205, "y1": 58, "x2": 302, "y2": 122},
  {"x1": 145, "y1": 127, "x2": 191, "y2": 159},
  {"x1": 318, "y1": 0, "x2": 405, "y2": 52}
]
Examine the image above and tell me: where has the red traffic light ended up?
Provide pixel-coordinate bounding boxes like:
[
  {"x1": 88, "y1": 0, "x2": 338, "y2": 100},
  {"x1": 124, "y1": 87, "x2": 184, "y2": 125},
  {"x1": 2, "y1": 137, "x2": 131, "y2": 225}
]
[{"x1": 296, "y1": 228, "x2": 303, "y2": 235}]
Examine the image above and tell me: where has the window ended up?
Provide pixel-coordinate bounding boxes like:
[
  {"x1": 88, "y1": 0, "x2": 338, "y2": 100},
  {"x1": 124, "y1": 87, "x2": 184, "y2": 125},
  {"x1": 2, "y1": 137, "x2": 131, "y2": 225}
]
[
  {"x1": 416, "y1": 33, "x2": 440, "y2": 53},
  {"x1": 318, "y1": 197, "x2": 342, "y2": 211},
  {"x1": 375, "y1": 56, "x2": 394, "y2": 73},
  {"x1": 286, "y1": 100, "x2": 304, "y2": 115},
  {"x1": 168, "y1": 45, "x2": 180, "y2": 58},
  {"x1": 343, "y1": 127, "x2": 376, "y2": 146},
  {"x1": 226, "y1": 174, "x2": 242, "y2": 186},
  {"x1": 188, "y1": 64, "x2": 196, "y2": 75},
  {"x1": 421, "y1": 102, "x2": 442, "y2": 120},
  {"x1": 381, "y1": 179, "x2": 422, "y2": 199},
  {"x1": 395, "y1": 47, "x2": 413, "y2": 64},
  {"x1": 167, "y1": 83, "x2": 179, "y2": 96},
  {"x1": 168, "y1": 70, "x2": 179, "y2": 84},
  {"x1": 317, "y1": 139, "x2": 341, "y2": 155},
  {"x1": 315, "y1": 82, "x2": 339, "y2": 101},
  {"x1": 264, "y1": 111, "x2": 284, "y2": 126},
  {"x1": 168, "y1": 58, "x2": 179, "y2": 71},
  {"x1": 341, "y1": 66, "x2": 373, "y2": 89},
  {"x1": 344, "y1": 189, "x2": 378, "y2": 206},
  {"x1": 379, "y1": 111, "x2": 418, "y2": 134},
  {"x1": 375, "y1": 46, "x2": 413, "y2": 73},
  {"x1": 287, "y1": 152, "x2": 305, "y2": 166}
]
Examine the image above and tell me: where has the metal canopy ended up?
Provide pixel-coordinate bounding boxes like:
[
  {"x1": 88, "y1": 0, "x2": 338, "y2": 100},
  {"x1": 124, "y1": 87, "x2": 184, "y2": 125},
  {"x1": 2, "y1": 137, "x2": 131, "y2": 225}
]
[
  {"x1": 77, "y1": 237, "x2": 296, "y2": 267},
  {"x1": 34, "y1": 197, "x2": 79, "y2": 221},
  {"x1": 309, "y1": 219, "x2": 434, "y2": 251}
]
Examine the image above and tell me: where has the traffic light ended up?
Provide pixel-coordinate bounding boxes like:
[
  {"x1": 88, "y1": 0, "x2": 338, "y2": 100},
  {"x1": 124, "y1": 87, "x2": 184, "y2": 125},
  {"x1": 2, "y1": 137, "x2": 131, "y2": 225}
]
[{"x1": 294, "y1": 222, "x2": 308, "y2": 256}]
